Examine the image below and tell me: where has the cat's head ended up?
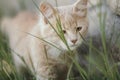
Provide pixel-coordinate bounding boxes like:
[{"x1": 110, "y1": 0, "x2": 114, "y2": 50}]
[{"x1": 39, "y1": 0, "x2": 88, "y2": 50}]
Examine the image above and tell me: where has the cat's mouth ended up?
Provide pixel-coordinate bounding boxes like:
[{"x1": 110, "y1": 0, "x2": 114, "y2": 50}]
[{"x1": 69, "y1": 44, "x2": 79, "y2": 50}]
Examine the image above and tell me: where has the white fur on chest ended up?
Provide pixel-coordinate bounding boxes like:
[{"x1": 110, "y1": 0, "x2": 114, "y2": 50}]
[{"x1": 47, "y1": 45, "x2": 63, "y2": 59}]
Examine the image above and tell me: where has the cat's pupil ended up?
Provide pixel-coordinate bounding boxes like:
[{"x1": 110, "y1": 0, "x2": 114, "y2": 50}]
[
  {"x1": 63, "y1": 30, "x2": 66, "y2": 34},
  {"x1": 76, "y1": 27, "x2": 82, "y2": 31}
]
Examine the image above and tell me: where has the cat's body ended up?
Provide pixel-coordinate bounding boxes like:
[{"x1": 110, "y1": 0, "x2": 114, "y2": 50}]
[{"x1": 1, "y1": 0, "x2": 88, "y2": 80}]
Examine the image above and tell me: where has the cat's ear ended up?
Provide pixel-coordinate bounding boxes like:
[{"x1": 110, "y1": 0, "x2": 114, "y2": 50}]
[
  {"x1": 40, "y1": 2, "x2": 56, "y2": 19},
  {"x1": 73, "y1": 0, "x2": 88, "y2": 17}
]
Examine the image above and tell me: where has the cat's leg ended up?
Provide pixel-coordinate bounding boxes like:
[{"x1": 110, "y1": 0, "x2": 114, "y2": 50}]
[
  {"x1": 30, "y1": 52, "x2": 57, "y2": 80},
  {"x1": 36, "y1": 76, "x2": 48, "y2": 80},
  {"x1": 29, "y1": 38, "x2": 58, "y2": 80},
  {"x1": 35, "y1": 64, "x2": 58, "y2": 80},
  {"x1": 35, "y1": 63, "x2": 68, "y2": 80}
]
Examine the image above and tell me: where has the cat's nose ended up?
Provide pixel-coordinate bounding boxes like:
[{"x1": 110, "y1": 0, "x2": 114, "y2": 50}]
[{"x1": 71, "y1": 39, "x2": 77, "y2": 44}]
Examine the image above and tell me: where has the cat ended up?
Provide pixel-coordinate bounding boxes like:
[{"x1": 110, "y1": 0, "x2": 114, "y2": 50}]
[{"x1": 1, "y1": 0, "x2": 88, "y2": 80}]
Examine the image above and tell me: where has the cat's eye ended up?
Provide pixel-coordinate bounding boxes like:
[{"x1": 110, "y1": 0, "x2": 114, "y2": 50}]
[
  {"x1": 63, "y1": 30, "x2": 66, "y2": 34},
  {"x1": 76, "y1": 27, "x2": 82, "y2": 31}
]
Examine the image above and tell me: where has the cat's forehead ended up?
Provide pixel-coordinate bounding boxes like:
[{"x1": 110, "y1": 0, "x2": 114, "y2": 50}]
[
  {"x1": 58, "y1": 12, "x2": 84, "y2": 28},
  {"x1": 57, "y1": 13, "x2": 88, "y2": 29},
  {"x1": 57, "y1": 7, "x2": 85, "y2": 22},
  {"x1": 60, "y1": 13, "x2": 77, "y2": 27},
  {"x1": 53, "y1": 6, "x2": 88, "y2": 29}
]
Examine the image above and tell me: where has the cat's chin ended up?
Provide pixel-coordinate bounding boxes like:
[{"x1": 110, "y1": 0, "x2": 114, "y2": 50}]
[
  {"x1": 61, "y1": 45, "x2": 79, "y2": 51},
  {"x1": 69, "y1": 45, "x2": 79, "y2": 50}
]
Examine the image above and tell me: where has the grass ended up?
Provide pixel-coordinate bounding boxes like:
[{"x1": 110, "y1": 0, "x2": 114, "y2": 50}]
[{"x1": 0, "y1": 0, "x2": 120, "y2": 80}]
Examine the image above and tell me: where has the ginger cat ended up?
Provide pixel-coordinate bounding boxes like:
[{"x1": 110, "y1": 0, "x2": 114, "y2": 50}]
[{"x1": 1, "y1": 0, "x2": 88, "y2": 80}]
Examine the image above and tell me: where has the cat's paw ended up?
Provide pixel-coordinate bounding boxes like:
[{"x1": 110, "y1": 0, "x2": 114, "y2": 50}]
[
  {"x1": 36, "y1": 75, "x2": 48, "y2": 80},
  {"x1": 36, "y1": 65, "x2": 57, "y2": 80}
]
